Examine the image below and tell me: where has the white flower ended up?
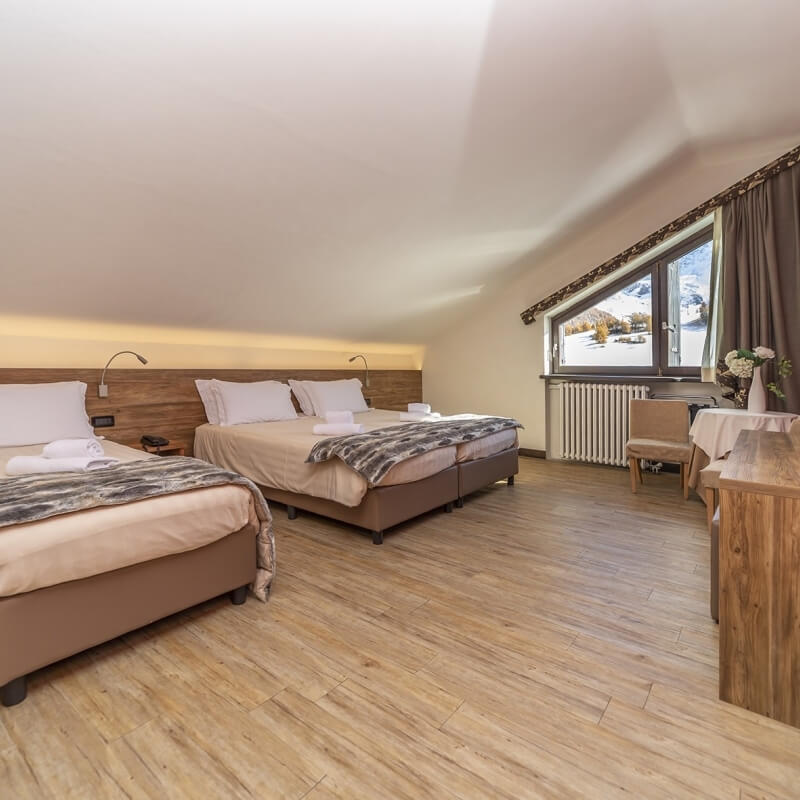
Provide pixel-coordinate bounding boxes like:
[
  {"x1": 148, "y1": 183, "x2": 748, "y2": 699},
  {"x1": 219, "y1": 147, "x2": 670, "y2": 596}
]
[
  {"x1": 728, "y1": 357, "x2": 754, "y2": 379},
  {"x1": 754, "y1": 346, "x2": 775, "y2": 360},
  {"x1": 724, "y1": 350, "x2": 739, "y2": 368}
]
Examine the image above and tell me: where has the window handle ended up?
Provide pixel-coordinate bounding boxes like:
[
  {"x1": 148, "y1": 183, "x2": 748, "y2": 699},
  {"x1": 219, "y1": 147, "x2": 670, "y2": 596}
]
[{"x1": 661, "y1": 321, "x2": 676, "y2": 333}]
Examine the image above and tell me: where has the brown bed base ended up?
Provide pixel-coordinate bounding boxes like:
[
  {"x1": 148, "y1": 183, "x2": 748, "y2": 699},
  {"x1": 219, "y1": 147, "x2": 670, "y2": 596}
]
[
  {"x1": 261, "y1": 448, "x2": 519, "y2": 544},
  {"x1": 0, "y1": 524, "x2": 257, "y2": 707}
]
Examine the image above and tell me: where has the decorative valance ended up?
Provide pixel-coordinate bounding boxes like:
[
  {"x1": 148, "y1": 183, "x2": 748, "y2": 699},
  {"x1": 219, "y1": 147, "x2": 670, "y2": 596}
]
[{"x1": 520, "y1": 144, "x2": 800, "y2": 325}]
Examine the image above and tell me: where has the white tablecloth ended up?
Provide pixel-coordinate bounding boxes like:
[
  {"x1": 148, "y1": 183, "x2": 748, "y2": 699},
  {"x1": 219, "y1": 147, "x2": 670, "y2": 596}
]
[{"x1": 689, "y1": 408, "x2": 798, "y2": 462}]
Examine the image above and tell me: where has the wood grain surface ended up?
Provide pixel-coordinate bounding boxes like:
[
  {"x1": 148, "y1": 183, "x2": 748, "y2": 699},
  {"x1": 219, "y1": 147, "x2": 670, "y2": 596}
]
[
  {"x1": 719, "y1": 428, "x2": 800, "y2": 728},
  {"x1": 0, "y1": 368, "x2": 422, "y2": 455},
  {"x1": 3, "y1": 458, "x2": 800, "y2": 798}
]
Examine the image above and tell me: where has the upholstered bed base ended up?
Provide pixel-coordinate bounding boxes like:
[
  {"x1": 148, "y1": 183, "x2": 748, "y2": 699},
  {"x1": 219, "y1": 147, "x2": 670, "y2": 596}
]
[
  {"x1": 261, "y1": 465, "x2": 459, "y2": 545},
  {"x1": 457, "y1": 447, "x2": 519, "y2": 501},
  {"x1": 0, "y1": 523, "x2": 257, "y2": 707},
  {"x1": 263, "y1": 449, "x2": 520, "y2": 544}
]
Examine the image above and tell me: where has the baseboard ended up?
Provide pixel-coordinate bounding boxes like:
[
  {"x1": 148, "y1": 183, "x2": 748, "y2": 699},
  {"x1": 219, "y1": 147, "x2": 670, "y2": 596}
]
[{"x1": 519, "y1": 448, "x2": 546, "y2": 459}]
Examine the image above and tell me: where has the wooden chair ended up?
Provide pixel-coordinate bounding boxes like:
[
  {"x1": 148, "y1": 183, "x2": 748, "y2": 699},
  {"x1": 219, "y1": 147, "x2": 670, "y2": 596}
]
[{"x1": 626, "y1": 399, "x2": 691, "y2": 498}]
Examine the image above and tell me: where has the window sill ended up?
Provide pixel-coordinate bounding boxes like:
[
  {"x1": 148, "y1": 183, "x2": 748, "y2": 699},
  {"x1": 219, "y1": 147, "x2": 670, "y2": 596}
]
[{"x1": 540, "y1": 373, "x2": 704, "y2": 382}]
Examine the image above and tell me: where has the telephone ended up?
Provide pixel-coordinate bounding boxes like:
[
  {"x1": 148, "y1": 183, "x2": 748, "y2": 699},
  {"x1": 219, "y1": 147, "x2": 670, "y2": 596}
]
[{"x1": 141, "y1": 435, "x2": 170, "y2": 448}]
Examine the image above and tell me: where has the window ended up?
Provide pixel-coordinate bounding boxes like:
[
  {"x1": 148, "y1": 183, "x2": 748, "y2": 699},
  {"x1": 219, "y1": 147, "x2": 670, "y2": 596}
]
[{"x1": 551, "y1": 227, "x2": 713, "y2": 376}]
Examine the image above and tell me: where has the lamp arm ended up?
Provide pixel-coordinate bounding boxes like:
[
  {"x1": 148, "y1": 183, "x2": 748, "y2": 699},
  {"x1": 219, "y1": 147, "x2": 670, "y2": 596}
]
[
  {"x1": 98, "y1": 350, "x2": 148, "y2": 397},
  {"x1": 100, "y1": 351, "x2": 140, "y2": 388},
  {"x1": 350, "y1": 354, "x2": 369, "y2": 388}
]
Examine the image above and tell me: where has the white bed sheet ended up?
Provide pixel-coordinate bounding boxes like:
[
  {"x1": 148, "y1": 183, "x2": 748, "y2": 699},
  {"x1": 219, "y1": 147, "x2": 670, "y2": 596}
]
[
  {"x1": 194, "y1": 409, "x2": 518, "y2": 508},
  {"x1": 194, "y1": 411, "x2": 458, "y2": 507},
  {"x1": 0, "y1": 441, "x2": 253, "y2": 597}
]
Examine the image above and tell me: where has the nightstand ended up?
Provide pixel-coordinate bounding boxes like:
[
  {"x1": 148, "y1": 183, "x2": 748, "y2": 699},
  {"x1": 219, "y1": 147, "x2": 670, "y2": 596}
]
[{"x1": 141, "y1": 441, "x2": 186, "y2": 457}]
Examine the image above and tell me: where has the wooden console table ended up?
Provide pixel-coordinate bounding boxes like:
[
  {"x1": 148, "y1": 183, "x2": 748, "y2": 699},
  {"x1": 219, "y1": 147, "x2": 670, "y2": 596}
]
[{"x1": 718, "y1": 428, "x2": 800, "y2": 728}]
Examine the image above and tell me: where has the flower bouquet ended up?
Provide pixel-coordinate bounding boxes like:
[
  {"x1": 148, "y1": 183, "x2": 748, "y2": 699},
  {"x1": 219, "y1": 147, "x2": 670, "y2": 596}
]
[{"x1": 718, "y1": 346, "x2": 792, "y2": 411}]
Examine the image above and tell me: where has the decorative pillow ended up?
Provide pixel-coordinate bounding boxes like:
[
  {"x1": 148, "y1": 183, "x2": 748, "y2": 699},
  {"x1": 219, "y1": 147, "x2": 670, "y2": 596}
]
[
  {"x1": 305, "y1": 379, "x2": 368, "y2": 417},
  {"x1": 194, "y1": 379, "x2": 223, "y2": 425},
  {"x1": 211, "y1": 379, "x2": 297, "y2": 426},
  {"x1": 0, "y1": 381, "x2": 94, "y2": 446},
  {"x1": 288, "y1": 379, "x2": 317, "y2": 416}
]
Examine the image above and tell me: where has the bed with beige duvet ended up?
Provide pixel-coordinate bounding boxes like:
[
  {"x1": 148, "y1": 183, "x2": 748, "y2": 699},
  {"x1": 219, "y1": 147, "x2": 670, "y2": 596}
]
[
  {"x1": 0, "y1": 441, "x2": 266, "y2": 707},
  {"x1": 195, "y1": 409, "x2": 519, "y2": 544}
]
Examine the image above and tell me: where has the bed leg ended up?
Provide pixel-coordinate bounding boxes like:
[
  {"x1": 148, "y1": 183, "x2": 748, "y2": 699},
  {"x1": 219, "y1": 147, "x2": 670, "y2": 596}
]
[
  {"x1": 507, "y1": 475, "x2": 515, "y2": 486},
  {"x1": 455, "y1": 497, "x2": 464, "y2": 508},
  {"x1": 230, "y1": 585, "x2": 248, "y2": 605},
  {"x1": 1, "y1": 675, "x2": 27, "y2": 707},
  {"x1": 287, "y1": 505, "x2": 298, "y2": 520},
  {"x1": 372, "y1": 530, "x2": 384, "y2": 545},
  {"x1": 443, "y1": 502, "x2": 454, "y2": 513}
]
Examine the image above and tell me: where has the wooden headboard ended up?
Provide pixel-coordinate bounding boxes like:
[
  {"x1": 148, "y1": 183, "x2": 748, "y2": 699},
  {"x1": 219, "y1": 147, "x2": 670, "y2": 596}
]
[{"x1": 0, "y1": 368, "x2": 422, "y2": 455}]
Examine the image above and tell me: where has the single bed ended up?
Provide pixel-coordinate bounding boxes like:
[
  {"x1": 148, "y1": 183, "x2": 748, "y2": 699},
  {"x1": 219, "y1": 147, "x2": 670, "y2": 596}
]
[
  {"x1": 0, "y1": 441, "x2": 268, "y2": 707},
  {"x1": 195, "y1": 409, "x2": 518, "y2": 543}
]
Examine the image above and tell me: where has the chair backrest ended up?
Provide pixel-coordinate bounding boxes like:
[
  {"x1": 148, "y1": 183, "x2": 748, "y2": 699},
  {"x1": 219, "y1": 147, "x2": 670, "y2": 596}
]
[
  {"x1": 790, "y1": 417, "x2": 800, "y2": 442},
  {"x1": 629, "y1": 398, "x2": 690, "y2": 443}
]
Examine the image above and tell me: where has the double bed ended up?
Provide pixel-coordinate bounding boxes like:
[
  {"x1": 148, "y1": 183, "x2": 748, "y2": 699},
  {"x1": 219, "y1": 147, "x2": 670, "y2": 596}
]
[
  {"x1": 0, "y1": 440, "x2": 273, "y2": 707},
  {"x1": 195, "y1": 409, "x2": 519, "y2": 544}
]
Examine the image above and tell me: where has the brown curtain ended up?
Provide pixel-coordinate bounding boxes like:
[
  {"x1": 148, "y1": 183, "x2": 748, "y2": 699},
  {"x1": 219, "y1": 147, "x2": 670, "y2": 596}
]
[{"x1": 720, "y1": 161, "x2": 800, "y2": 411}]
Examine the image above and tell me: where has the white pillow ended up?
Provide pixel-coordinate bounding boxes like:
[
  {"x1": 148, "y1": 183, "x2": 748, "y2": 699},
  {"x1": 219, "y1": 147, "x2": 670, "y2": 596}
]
[
  {"x1": 288, "y1": 379, "x2": 317, "y2": 416},
  {"x1": 211, "y1": 379, "x2": 298, "y2": 426},
  {"x1": 0, "y1": 381, "x2": 94, "y2": 447},
  {"x1": 305, "y1": 379, "x2": 368, "y2": 417},
  {"x1": 195, "y1": 379, "x2": 223, "y2": 425}
]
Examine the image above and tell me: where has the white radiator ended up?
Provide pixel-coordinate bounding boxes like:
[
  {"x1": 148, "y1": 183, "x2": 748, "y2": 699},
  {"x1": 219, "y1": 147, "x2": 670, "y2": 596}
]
[{"x1": 560, "y1": 383, "x2": 649, "y2": 466}]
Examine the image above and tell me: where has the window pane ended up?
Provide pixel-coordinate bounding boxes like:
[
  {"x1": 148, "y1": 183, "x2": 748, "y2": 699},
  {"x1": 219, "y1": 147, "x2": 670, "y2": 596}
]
[
  {"x1": 558, "y1": 274, "x2": 653, "y2": 368},
  {"x1": 666, "y1": 241, "x2": 712, "y2": 367}
]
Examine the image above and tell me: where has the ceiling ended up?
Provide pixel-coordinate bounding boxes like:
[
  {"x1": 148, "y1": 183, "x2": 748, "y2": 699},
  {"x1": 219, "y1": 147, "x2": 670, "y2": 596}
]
[{"x1": 2, "y1": 0, "x2": 799, "y2": 345}]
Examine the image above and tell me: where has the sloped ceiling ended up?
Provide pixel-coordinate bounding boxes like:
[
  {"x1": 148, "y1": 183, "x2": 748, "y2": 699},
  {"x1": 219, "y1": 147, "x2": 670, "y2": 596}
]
[{"x1": 2, "y1": 0, "x2": 799, "y2": 345}]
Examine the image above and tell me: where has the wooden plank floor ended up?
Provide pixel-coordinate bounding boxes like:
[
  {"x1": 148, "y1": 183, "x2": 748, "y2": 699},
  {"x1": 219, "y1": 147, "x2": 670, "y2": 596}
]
[{"x1": 3, "y1": 457, "x2": 800, "y2": 798}]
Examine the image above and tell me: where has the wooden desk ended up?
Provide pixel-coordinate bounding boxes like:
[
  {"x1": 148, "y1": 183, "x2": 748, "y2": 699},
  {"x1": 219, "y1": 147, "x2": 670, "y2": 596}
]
[{"x1": 718, "y1": 429, "x2": 800, "y2": 728}]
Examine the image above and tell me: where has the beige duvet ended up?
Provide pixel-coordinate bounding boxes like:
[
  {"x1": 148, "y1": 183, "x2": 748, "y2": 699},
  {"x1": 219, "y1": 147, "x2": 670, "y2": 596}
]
[
  {"x1": 194, "y1": 409, "x2": 518, "y2": 507},
  {"x1": 0, "y1": 441, "x2": 254, "y2": 597}
]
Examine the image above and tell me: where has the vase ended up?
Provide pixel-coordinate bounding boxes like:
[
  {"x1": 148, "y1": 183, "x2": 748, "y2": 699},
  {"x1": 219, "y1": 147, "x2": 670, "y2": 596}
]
[{"x1": 748, "y1": 365, "x2": 767, "y2": 413}]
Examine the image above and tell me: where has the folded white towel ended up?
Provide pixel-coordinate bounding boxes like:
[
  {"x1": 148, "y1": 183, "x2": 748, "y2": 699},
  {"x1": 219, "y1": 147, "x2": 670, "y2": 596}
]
[
  {"x1": 398, "y1": 411, "x2": 441, "y2": 421},
  {"x1": 324, "y1": 410, "x2": 354, "y2": 424},
  {"x1": 5, "y1": 456, "x2": 120, "y2": 476},
  {"x1": 42, "y1": 438, "x2": 105, "y2": 459},
  {"x1": 408, "y1": 403, "x2": 431, "y2": 414},
  {"x1": 312, "y1": 423, "x2": 365, "y2": 436}
]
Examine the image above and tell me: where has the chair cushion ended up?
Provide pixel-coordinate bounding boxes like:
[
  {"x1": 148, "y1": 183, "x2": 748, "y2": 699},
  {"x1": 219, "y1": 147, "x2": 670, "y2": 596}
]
[
  {"x1": 626, "y1": 438, "x2": 692, "y2": 463},
  {"x1": 700, "y1": 458, "x2": 727, "y2": 490}
]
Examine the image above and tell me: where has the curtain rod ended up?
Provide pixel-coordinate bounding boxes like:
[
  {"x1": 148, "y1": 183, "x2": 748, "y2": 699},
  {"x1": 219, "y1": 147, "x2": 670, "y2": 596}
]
[{"x1": 520, "y1": 143, "x2": 800, "y2": 325}]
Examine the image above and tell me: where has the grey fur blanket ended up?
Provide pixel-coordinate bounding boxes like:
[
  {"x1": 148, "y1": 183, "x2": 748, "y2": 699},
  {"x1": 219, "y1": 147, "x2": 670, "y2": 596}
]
[
  {"x1": 306, "y1": 416, "x2": 522, "y2": 485},
  {"x1": 0, "y1": 457, "x2": 275, "y2": 601}
]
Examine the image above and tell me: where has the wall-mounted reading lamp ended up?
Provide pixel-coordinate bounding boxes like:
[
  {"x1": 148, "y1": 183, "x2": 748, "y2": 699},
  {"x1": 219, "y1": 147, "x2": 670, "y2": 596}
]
[
  {"x1": 348, "y1": 354, "x2": 369, "y2": 387},
  {"x1": 98, "y1": 350, "x2": 148, "y2": 397}
]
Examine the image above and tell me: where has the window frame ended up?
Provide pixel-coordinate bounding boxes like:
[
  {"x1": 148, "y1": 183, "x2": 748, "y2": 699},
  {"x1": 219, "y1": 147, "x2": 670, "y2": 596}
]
[{"x1": 550, "y1": 225, "x2": 713, "y2": 377}]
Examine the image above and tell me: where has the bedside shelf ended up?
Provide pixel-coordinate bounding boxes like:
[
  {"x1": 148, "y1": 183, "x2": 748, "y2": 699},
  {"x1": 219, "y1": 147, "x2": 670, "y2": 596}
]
[{"x1": 140, "y1": 441, "x2": 186, "y2": 457}]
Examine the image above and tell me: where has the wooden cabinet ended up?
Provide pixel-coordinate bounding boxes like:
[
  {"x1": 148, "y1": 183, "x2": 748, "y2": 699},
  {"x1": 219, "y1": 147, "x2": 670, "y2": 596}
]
[{"x1": 718, "y1": 429, "x2": 800, "y2": 728}]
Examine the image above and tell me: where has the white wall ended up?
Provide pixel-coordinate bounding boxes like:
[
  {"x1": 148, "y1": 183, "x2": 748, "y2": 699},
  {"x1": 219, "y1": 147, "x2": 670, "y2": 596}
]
[
  {"x1": 422, "y1": 141, "x2": 796, "y2": 451},
  {"x1": 0, "y1": 315, "x2": 423, "y2": 371}
]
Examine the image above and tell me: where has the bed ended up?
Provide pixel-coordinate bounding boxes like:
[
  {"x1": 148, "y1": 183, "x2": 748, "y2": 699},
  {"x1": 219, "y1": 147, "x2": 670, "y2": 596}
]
[
  {"x1": 0, "y1": 440, "x2": 272, "y2": 707},
  {"x1": 195, "y1": 409, "x2": 519, "y2": 544}
]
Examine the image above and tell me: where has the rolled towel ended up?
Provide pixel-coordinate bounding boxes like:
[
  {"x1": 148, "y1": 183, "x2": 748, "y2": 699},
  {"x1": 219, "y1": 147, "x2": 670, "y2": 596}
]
[
  {"x1": 42, "y1": 438, "x2": 105, "y2": 459},
  {"x1": 312, "y1": 423, "x2": 365, "y2": 436},
  {"x1": 5, "y1": 456, "x2": 120, "y2": 476},
  {"x1": 325, "y1": 410, "x2": 354, "y2": 424},
  {"x1": 408, "y1": 403, "x2": 431, "y2": 414},
  {"x1": 398, "y1": 411, "x2": 441, "y2": 421}
]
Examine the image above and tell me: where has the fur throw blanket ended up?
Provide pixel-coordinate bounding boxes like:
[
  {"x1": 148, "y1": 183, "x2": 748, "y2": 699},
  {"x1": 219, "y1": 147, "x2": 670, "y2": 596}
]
[
  {"x1": 0, "y1": 457, "x2": 275, "y2": 601},
  {"x1": 306, "y1": 416, "x2": 521, "y2": 485}
]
